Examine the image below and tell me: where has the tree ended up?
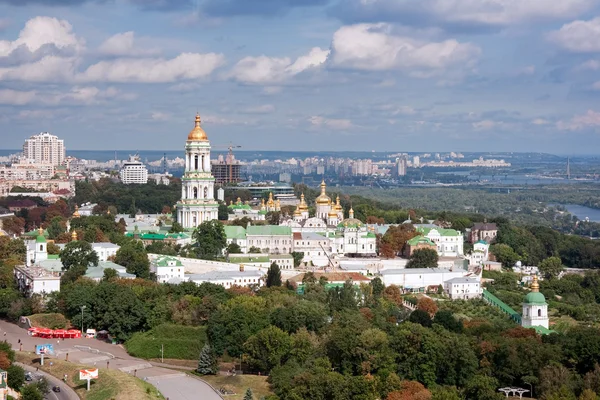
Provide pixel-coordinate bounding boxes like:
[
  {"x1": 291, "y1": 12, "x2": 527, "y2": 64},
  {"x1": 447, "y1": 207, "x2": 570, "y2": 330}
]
[
  {"x1": 406, "y1": 248, "x2": 438, "y2": 269},
  {"x1": 291, "y1": 252, "x2": 304, "y2": 267},
  {"x1": 266, "y1": 211, "x2": 281, "y2": 225},
  {"x1": 46, "y1": 216, "x2": 66, "y2": 239},
  {"x1": 539, "y1": 256, "x2": 564, "y2": 280},
  {"x1": 197, "y1": 343, "x2": 218, "y2": 375},
  {"x1": 226, "y1": 243, "x2": 242, "y2": 255},
  {"x1": 408, "y1": 310, "x2": 432, "y2": 327},
  {"x1": 193, "y1": 220, "x2": 227, "y2": 260},
  {"x1": 34, "y1": 377, "x2": 49, "y2": 395},
  {"x1": 169, "y1": 222, "x2": 184, "y2": 234},
  {"x1": 433, "y1": 310, "x2": 462, "y2": 333},
  {"x1": 490, "y1": 243, "x2": 519, "y2": 268},
  {"x1": 46, "y1": 242, "x2": 61, "y2": 255},
  {"x1": 417, "y1": 297, "x2": 438, "y2": 316},
  {"x1": 383, "y1": 285, "x2": 403, "y2": 305},
  {"x1": 244, "y1": 326, "x2": 291, "y2": 373},
  {"x1": 102, "y1": 268, "x2": 118, "y2": 281},
  {"x1": 244, "y1": 388, "x2": 254, "y2": 400},
  {"x1": 2, "y1": 216, "x2": 25, "y2": 236},
  {"x1": 20, "y1": 384, "x2": 43, "y2": 400},
  {"x1": 248, "y1": 246, "x2": 262, "y2": 254},
  {"x1": 464, "y1": 375, "x2": 503, "y2": 400},
  {"x1": 60, "y1": 241, "x2": 98, "y2": 271},
  {"x1": 266, "y1": 262, "x2": 282, "y2": 288},
  {"x1": 7, "y1": 364, "x2": 25, "y2": 390},
  {"x1": 115, "y1": 241, "x2": 150, "y2": 279}
]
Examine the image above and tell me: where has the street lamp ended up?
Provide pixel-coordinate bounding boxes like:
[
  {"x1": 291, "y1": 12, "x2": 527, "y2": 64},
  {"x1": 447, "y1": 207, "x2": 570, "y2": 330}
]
[{"x1": 80, "y1": 305, "x2": 86, "y2": 334}]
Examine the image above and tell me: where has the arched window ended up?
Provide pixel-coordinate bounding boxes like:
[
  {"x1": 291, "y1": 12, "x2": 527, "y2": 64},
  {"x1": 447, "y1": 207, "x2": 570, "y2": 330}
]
[
  {"x1": 201, "y1": 155, "x2": 205, "y2": 171},
  {"x1": 538, "y1": 309, "x2": 542, "y2": 317},
  {"x1": 40, "y1": 245, "x2": 43, "y2": 251},
  {"x1": 194, "y1": 155, "x2": 199, "y2": 170},
  {"x1": 525, "y1": 308, "x2": 529, "y2": 317},
  {"x1": 193, "y1": 187, "x2": 198, "y2": 199},
  {"x1": 204, "y1": 187, "x2": 208, "y2": 199}
]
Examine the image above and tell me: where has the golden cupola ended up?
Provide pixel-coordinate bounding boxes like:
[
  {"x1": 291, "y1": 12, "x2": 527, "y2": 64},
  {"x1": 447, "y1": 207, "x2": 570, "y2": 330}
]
[
  {"x1": 335, "y1": 196, "x2": 343, "y2": 212},
  {"x1": 315, "y1": 179, "x2": 331, "y2": 205},
  {"x1": 298, "y1": 193, "x2": 309, "y2": 211},
  {"x1": 72, "y1": 205, "x2": 80, "y2": 219},
  {"x1": 187, "y1": 113, "x2": 208, "y2": 142},
  {"x1": 267, "y1": 192, "x2": 275, "y2": 208}
]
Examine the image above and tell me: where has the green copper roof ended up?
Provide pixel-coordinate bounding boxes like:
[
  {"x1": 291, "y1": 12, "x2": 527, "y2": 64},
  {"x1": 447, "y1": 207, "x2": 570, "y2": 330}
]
[
  {"x1": 36, "y1": 234, "x2": 47, "y2": 243},
  {"x1": 524, "y1": 291, "x2": 546, "y2": 305},
  {"x1": 417, "y1": 227, "x2": 461, "y2": 237},
  {"x1": 246, "y1": 225, "x2": 292, "y2": 236},
  {"x1": 229, "y1": 255, "x2": 269, "y2": 263},
  {"x1": 224, "y1": 225, "x2": 247, "y2": 240},
  {"x1": 407, "y1": 236, "x2": 435, "y2": 246},
  {"x1": 154, "y1": 256, "x2": 184, "y2": 267},
  {"x1": 228, "y1": 204, "x2": 252, "y2": 210},
  {"x1": 531, "y1": 325, "x2": 554, "y2": 335}
]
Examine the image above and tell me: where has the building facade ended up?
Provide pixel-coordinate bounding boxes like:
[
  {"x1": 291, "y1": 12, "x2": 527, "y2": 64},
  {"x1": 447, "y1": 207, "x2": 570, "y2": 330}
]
[
  {"x1": 522, "y1": 275, "x2": 549, "y2": 330},
  {"x1": 444, "y1": 277, "x2": 482, "y2": 300},
  {"x1": 176, "y1": 114, "x2": 219, "y2": 228},
  {"x1": 23, "y1": 132, "x2": 65, "y2": 166},
  {"x1": 151, "y1": 256, "x2": 185, "y2": 284},
  {"x1": 119, "y1": 155, "x2": 148, "y2": 184}
]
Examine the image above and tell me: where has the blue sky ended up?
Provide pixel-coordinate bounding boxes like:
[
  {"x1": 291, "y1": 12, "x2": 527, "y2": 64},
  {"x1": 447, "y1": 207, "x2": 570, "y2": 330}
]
[{"x1": 1, "y1": 0, "x2": 600, "y2": 153}]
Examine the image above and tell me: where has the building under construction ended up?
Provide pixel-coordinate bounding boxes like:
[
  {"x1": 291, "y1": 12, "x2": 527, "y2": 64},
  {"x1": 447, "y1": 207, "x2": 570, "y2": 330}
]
[{"x1": 211, "y1": 154, "x2": 242, "y2": 184}]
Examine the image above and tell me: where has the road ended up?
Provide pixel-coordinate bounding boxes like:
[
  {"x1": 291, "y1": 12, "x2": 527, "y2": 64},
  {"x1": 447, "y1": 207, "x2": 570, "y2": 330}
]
[
  {"x1": 0, "y1": 320, "x2": 223, "y2": 400},
  {"x1": 17, "y1": 362, "x2": 78, "y2": 400}
]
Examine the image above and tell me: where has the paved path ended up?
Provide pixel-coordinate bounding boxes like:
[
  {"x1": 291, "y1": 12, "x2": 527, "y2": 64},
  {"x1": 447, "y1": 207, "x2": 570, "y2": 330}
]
[
  {"x1": 17, "y1": 362, "x2": 79, "y2": 400},
  {"x1": 0, "y1": 320, "x2": 223, "y2": 400}
]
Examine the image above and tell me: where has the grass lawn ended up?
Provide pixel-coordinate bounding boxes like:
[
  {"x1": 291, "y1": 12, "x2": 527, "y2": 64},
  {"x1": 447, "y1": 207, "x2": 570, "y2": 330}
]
[
  {"x1": 199, "y1": 373, "x2": 273, "y2": 400},
  {"x1": 16, "y1": 351, "x2": 164, "y2": 400},
  {"x1": 125, "y1": 324, "x2": 206, "y2": 360}
]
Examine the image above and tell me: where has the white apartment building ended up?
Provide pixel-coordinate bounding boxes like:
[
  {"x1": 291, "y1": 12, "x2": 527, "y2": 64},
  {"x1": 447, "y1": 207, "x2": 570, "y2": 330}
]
[
  {"x1": 23, "y1": 132, "x2": 65, "y2": 166},
  {"x1": 14, "y1": 266, "x2": 61, "y2": 296},
  {"x1": 444, "y1": 277, "x2": 482, "y2": 300},
  {"x1": 151, "y1": 256, "x2": 185, "y2": 284},
  {"x1": 293, "y1": 232, "x2": 332, "y2": 267},
  {"x1": 188, "y1": 269, "x2": 264, "y2": 288},
  {"x1": 120, "y1": 155, "x2": 148, "y2": 184}
]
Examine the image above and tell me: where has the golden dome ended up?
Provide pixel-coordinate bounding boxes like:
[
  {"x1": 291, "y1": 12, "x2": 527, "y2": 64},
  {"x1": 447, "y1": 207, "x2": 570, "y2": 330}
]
[
  {"x1": 328, "y1": 208, "x2": 338, "y2": 218},
  {"x1": 72, "y1": 205, "x2": 80, "y2": 218},
  {"x1": 71, "y1": 230, "x2": 78, "y2": 241},
  {"x1": 335, "y1": 196, "x2": 343, "y2": 211},
  {"x1": 315, "y1": 179, "x2": 331, "y2": 205},
  {"x1": 531, "y1": 275, "x2": 539, "y2": 292},
  {"x1": 294, "y1": 206, "x2": 301, "y2": 216},
  {"x1": 267, "y1": 192, "x2": 275, "y2": 207},
  {"x1": 298, "y1": 193, "x2": 309, "y2": 211},
  {"x1": 187, "y1": 113, "x2": 208, "y2": 142}
]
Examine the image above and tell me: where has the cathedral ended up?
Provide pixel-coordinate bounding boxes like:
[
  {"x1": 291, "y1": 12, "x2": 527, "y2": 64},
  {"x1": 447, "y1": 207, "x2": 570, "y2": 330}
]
[
  {"x1": 281, "y1": 180, "x2": 377, "y2": 257},
  {"x1": 176, "y1": 114, "x2": 219, "y2": 229}
]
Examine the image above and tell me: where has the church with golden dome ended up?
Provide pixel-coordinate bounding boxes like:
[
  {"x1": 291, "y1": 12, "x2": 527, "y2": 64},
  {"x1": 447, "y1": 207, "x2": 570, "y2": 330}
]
[{"x1": 175, "y1": 114, "x2": 219, "y2": 228}]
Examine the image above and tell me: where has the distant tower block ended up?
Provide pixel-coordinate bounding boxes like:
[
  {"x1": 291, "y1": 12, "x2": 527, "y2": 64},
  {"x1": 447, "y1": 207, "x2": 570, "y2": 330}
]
[{"x1": 567, "y1": 157, "x2": 571, "y2": 180}]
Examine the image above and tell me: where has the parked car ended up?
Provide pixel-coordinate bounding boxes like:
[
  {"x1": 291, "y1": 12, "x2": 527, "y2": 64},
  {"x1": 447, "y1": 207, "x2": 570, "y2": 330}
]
[
  {"x1": 25, "y1": 372, "x2": 32, "y2": 381},
  {"x1": 52, "y1": 386, "x2": 61, "y2": 392}
]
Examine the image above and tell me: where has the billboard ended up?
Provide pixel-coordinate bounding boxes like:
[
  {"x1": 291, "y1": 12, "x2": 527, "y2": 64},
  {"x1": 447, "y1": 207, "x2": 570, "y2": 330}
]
[
  {"x1": 35, "y1": 344, "x2": 55, "y2": 356},
  {"x1": 79, "y1": 369, "x2": 99, "y2": 380}
]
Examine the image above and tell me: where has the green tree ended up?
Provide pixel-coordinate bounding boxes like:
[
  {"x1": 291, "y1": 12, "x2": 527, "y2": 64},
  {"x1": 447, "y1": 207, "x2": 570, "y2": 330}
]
[
  {"x1": 197, "y1": 343, "x2": 218, "y2": 375},
  {"x1": 218, "y1": 203, "x2": 229, "y2": 221},
  {"x1": 244, "y1": 326, "x2": 291, "y2": 373},
  {"x1": 248, "y1": 246, "x2": 262, "y2": 254},
  {"x1": 34, "y1": 377, "x2": 49, "y2": 395},
  {"x1": 408, "y1": 309, "x2": 432, "y2": 327},
  {"x1": 7, "y1": 364, "x2": 25, "y2": 390},
  {"x1": 266, "y1": 212, "x2": 281, "y2": 225},
  {"x1": 193, "y1": 220, "x2": 227, "y2": 260},
  {"x1": 169, "y1": 222, "x2": 184, "y2": 233},
  {"x1": 46, "y1": 216, "x2": 66, "y2": 240},
  {"x1": 291, "y1": 251, "x2": 304, "y2": 268},
  {"x1": 115, "y1": 240, "x2": 150, "y2": 279},
  {"x1": 490, "y1": 243, "x2": 519, "y2": 268},
  {"x1": 102, "y1": 268, "x2": 118, "y2": 281},
  {"x1": 226, "y1": 243, "x2": 242, "y2": 255},
  {"x1": 266, "y1": 262, "x2": 282, "y2": 288},
  {"x1": 406, "y1": 248, "x2": 438, "y2": 269},
  {"x1": 539, "y1": 256, "x2": 565, "y2": 280},
  {"x1": 243, "y1": 388, "x2": 254, "y2": 400},
  {"x1": 464, "y1": 374, "x2": 503, "y2": 400},
  {"x1": 60, "y1": 241, "x2": 99, "y2": 271},
  {"x1": 433, "y1": 310, "x2": 463, "y2": 332},
  {"x1": 20, "y1": 384, "x2": 43, "y2": 400}
]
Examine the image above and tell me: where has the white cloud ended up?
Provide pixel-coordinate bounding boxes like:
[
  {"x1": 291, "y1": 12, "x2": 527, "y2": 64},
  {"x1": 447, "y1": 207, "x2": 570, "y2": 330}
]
[
  {"x1": 329, "y1": 24, "x2": 480, "y2": 74},
  {"x1": 472, "y1": 120, "x2": 497, "y2": 130},
  {"x1": 337, "y1": 0, "x2": 593, "y2": 28},
  {"x1": 228, "y1": 47, "x2": 329, "y2": 84},
  {"x1": 78, "y1": 53, "x2": 225, "y2": 83},
  {"x1": 151, "y1": 112, "x2": 171, "y2": 121},
  {"x1": 532, "y1": 118, "x2": 550, "y2": 125},
  {"x1": 0, "y1": 56, "x2": 78, "y2": 82},
  {"x1": 309, "y1": 116, "x2": 355, "y2": 130},
  {"x1": 0, "y1": 16, "x2": 84, "y2": 57},
  {"x1": 98, "y1": 31, "x2": 160, "y2": 57},
  {"x1": 0, "y1": 86, "x2": 134, "y2": 106},
  {"x1": 241, "y1": 104, "x2": 275, "y2": 114},
  {"x1": 557, "y1": 110, "x2": 600, "y2": 130},
  {"x1": 548, "y1": 17, "x2": 600, "y2": 52}
]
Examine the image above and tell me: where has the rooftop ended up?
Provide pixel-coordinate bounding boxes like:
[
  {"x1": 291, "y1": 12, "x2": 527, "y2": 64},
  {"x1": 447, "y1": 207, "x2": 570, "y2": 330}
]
[
  {"x1": 381, "y1": 268, "x2": 461, "y2": 275},
  {"x1": 224, "y1": 225, "x2": 246, "y2": 240},
  {"x1": 246, "y1": 225, "x2": 292, "y2": 236},
  {"x1": 445, "y1": 277, "x2": 480, "y2": 284},
  {"x1": 288, "y1": 272, "x2": 371, "y2": 283},
  {"x1": 188, "y1": 270, "x2": 264, "y2": 281}
]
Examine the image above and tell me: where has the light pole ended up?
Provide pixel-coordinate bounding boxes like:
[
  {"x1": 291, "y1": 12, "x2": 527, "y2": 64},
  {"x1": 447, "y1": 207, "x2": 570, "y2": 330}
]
[{"x1": 80, "y1": 305, "x2": 86, "y2": 334}]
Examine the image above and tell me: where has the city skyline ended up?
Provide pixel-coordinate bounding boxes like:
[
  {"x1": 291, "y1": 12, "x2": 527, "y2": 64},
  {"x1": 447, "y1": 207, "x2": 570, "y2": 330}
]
[{"x1": 1, "y1": 1, "x2": 600, "y2": 153}]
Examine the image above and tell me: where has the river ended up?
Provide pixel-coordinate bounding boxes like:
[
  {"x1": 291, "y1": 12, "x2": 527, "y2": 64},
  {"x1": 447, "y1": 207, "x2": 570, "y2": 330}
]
[{"x1": 559, "y1": 204, "x2": 600, "y2": 222}]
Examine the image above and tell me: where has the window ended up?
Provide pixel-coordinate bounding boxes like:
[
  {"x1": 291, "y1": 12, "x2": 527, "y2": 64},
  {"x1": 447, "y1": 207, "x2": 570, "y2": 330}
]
[{"x1": 538, "y1": 309, "x2": 542, "y2": 317}]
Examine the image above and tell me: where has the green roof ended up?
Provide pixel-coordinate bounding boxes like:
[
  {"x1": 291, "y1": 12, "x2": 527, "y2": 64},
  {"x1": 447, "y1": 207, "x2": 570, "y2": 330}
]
[
  {"x1": 153, "y1": 256, "x2": 184, "y2": 267},
  {"x1": 36, "y1": 234, "x2": 47, "y2": 243},
  {"x1": 224, "y1": 225, "x2": 247, "y2": 240},
  {"x1": 48, "y1": 255, "x2": 60, "y2": 260},
  {"x1": 531, "y1": 325, "x2": 555, "y2": 335},
  {"x1": 524, "y1": 291, "x2": 546, "y2": 305},
  {"x1": 228, "y1": 204, "x2": 252, "y2": 210},
  {"x1": 417, "y1": 227, "x2": 461, "y2": 237},
  {"x1": 246, "y1": 225, "x2": 292, "y2": 236},
  {"x1": 407, "y1": 235, "x2": 435, "y2": 246}
]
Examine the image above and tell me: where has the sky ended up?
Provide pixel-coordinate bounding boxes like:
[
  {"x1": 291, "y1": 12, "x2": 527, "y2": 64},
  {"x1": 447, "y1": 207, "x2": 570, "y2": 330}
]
[{"x1": 1, "y1": 1, "x2": 600, "y2": 154}]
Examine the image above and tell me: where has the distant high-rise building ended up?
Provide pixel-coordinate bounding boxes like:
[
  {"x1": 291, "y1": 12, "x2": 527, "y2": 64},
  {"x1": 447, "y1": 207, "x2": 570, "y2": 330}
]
[
  {"x1": 119, "y1": 155, "x2": 148, "y2": 184},
  {"x1": 279, "y1": 172, "x2": 292, "y2": 183},
  {"x1": 23, "y1": 132, "x2": 65, "y2": 166},
  {"x1": 413, "y1": 156, "x2": 420, "y2": 167},
  {"x1": 396, "y1": 157, "x2": 407, "y2": 176}
]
